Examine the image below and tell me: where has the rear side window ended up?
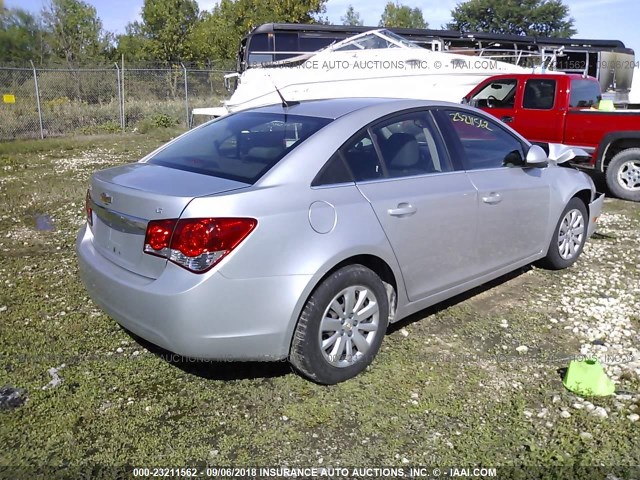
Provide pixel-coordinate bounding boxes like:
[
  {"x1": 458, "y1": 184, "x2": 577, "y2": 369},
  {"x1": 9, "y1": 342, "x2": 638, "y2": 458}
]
[
  {"x1": 523, "y1": 79, "x2": 556, "y2": 110},
  {"x1": 569, "y1": 79, "x2": 602, "y2": 108},
  {"x1": 149, "y1": 112, "x2": 332, "y2": 184},
  {"x1": 372, "y1": 112, "x2": 452, "y2": 178},
  {"x1": 341, "y1": 132, "x2": 384, "y2": 181}
]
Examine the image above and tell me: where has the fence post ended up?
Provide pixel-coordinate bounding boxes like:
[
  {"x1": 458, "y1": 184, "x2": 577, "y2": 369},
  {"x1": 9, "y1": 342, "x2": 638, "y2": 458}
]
[
  {"x1": 30, "y1": 60, "x2": 44, "y2": 139},
  {"x1": 115, "y1": 63, "x2": 124, "y2": 131},
  {"x1": 121, "y1": 55, "x2": 126, "y2": 129},
  {"x1": 181, "y1": 63, "x2": 189, "y2": 128}
]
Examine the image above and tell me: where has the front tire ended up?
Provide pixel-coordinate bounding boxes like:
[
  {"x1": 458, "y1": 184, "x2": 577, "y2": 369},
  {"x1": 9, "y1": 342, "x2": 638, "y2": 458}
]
[
  {"x1": 290, "y1": 265, "x2": 389, "y2": 385},
  {"x1": 605, "y1": 148, "x2": 640, "y2": 202},
  {"x1": 539, "y1": 198, "x2": 588, "y2": 270}
]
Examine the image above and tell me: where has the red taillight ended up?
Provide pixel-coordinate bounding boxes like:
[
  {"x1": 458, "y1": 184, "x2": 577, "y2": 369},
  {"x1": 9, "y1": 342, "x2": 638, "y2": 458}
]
[
  {"x1": 144, "y1": 218, "x2": 257, "y2": 273},
  {"x1": 85, "y1": 189, "x2": 93, "y2": 227},
  {"x1": 146, "y1": 220, "x2": 175, "y2": 251}
]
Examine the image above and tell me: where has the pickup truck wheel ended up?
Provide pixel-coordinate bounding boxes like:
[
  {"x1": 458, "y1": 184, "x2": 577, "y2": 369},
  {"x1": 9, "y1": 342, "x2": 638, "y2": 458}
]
[
  {"x1": 289, "y1": 265, "x2": 389, "y2": 385},
  {"x1": 538, "y1": 198, "x2": 588, "y2": 270},
  {"x1": 606, "y1": 149, "x2": 640, "y2": 202}
]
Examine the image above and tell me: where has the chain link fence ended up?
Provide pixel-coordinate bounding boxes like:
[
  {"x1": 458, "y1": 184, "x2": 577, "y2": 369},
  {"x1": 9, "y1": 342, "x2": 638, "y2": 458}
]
[{"x1": 0, "y1": 62, "x2": 235, "y2": 140}]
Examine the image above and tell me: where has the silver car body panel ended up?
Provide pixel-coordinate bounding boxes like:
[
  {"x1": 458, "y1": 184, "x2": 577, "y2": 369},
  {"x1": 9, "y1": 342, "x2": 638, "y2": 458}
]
[{"x1": 77, "y1": 98, "x2": 602, "y2": 361}]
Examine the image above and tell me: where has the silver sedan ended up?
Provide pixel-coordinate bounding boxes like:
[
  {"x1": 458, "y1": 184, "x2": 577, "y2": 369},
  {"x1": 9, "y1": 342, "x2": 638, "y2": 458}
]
[{"x1": 76, "y1": 98, "x2": 604, "y2": 384}]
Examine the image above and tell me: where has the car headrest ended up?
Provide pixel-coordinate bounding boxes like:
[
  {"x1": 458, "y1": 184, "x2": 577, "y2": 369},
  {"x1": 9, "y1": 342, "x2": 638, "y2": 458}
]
[{"x1": 384, "y1": 133, "x2": 419, "y2": 168}]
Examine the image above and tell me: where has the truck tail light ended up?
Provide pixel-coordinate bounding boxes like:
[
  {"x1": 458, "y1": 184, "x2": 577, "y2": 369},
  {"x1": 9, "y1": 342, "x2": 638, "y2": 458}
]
[
  {"x1": 144, "y1": 218, "x2": 257, "y2": 273},
  {"x1": 85, "y1": 189, "x2": 93, "y2": 227}
]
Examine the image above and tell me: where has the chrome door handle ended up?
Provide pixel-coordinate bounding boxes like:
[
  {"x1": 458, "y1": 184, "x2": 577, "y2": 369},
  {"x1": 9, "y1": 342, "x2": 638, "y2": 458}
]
[
  {"x1": 388, "y1": 203, "x2": 417, "y2": 217},
  {"x1": 482, "y1": 192, "x2": 503, "y2": 205}
]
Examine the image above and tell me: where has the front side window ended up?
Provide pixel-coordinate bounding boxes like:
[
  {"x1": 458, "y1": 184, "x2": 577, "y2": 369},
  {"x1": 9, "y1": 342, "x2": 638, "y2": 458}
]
[
  {"x1": 149, "y1": 112, "x2": 332, "y2": 184},
  {"x1": 470, "y1": 79, "x2": 517, "y2": 109},
  {"x1": 442, "y1": 110, "x2": 526, "y2": 170},
  {"x1": 523, "y1": 79, "x2": 556, "y2": 110}
]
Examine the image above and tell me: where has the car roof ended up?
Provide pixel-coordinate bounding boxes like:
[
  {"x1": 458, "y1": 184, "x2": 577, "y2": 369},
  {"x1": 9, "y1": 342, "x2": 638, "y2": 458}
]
[{"x1": 248, "y1": 97, "x2": 460, "y2": 120}]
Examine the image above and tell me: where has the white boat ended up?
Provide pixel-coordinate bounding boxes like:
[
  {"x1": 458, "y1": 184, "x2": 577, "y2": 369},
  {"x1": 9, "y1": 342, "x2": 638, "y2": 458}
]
[{"x1": 210, "y1": 29, "x2": 529, "y2": 116}]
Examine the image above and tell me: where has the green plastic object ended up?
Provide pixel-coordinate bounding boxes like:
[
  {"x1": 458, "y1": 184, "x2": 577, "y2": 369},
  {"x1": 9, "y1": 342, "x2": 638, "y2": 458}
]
[{"x1": 563, "y1": 359, "x2": 615, "y2": 397}]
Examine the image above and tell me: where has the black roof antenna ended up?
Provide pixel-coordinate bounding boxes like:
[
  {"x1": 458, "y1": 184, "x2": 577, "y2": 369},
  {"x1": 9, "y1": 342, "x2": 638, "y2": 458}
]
[{"x1": 266, "y1": 72, "x2": 299, "y2": 108}]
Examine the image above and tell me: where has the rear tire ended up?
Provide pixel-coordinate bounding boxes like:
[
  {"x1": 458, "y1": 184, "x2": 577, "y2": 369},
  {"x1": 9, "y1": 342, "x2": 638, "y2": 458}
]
[
  {"x1": 290, "y1": 265, "x2": 389, "y2": 385},
  {"x1": 605, "y1": 148, "x2": 640, "y2": 202},
  {"x1": 538, "y1": 198, "x2": 588, "y2": 270}
]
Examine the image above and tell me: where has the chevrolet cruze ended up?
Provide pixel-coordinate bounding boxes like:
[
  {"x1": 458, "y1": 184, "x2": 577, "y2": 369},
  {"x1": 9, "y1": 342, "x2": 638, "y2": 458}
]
[{"x1": 77, "y1": 98, "x2": 604, "y2": 384}]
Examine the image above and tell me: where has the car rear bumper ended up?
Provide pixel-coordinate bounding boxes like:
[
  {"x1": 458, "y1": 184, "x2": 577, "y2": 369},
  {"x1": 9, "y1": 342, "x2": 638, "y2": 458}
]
[
  {"x1": 587, "y1": 192, "x2": 605, "y2": 238},
  {"x1": 76, "y1": 225, "x2": 312, "y2": 361}
]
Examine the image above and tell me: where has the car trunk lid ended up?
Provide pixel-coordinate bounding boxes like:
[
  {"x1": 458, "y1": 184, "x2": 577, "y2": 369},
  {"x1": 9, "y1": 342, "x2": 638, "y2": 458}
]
[{"x1": 89, "y1": 163, "x2": 249, "y2": 279}]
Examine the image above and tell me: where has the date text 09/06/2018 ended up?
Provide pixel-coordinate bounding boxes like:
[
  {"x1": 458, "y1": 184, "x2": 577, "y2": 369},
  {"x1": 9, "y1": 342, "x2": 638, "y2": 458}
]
[
  {"x1": 131, "y1": 466, "x2": 498, "y2": 478},
  {"x1": 564, "y1": 60, "x2": 640, "y2": 70}
]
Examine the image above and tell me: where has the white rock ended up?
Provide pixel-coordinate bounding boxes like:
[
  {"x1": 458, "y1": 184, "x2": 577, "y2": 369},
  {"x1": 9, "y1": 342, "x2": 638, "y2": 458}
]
[
  {"x1": 116, "y1": 347, "x2": 123, "y2": 354},
  {"x1": 560, "y1": 411, "x2": 572, "y2": 418},
  {"x1": 281, "y1": 415, "x2": 289, "y2": 421},
  {"x1": 580, "y1": 432, "x2": 593, "y2": 440},
  {"x1": 516, "y1": 346, "x2": 529, "y2": 354},
  {"x1": 537, "y1": 408, "x2": 548, "y2": 419},
  {"x1": 573, "y1": 403, "x2": 585, "y2": 410},
  {"x1": 399, "y1": 328, "x2": 409, "y2": 337},
  {"x1": 627, "y1": 414, "x2": 640, "y2": 422},
  {"x1": 523, "y1": 410, "x2": 533, "y2": 418},
  {"x1": 593, "y1": 407, "x2": 608, "y2": 419},
  {"x1": 0, "y1": 306, "x2": 7, "y2": 312}
]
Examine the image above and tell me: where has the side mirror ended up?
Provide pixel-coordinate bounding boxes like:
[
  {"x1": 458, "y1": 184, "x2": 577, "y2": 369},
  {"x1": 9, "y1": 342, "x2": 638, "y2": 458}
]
[
  {"x1": 525, "y1": 145, "x2": 548, "y2": 168},
  {"x1": 461, "y1": 96, "x2": 469, "y2": 105}
]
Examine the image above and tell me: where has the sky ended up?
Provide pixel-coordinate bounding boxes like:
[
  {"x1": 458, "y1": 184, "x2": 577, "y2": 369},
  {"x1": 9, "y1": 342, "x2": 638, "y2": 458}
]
[{"x1": 5, "y1": 0, "x2": 640, "y2": 53}]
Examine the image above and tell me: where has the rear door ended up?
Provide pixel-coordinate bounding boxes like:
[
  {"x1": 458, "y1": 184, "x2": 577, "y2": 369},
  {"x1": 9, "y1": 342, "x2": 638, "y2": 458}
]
[
  {"x1": 342, "y1": 110, "x2": 479, "y2": 302},
  {"x1": 435, "y1": 108, "x2": 550, "y2": 274},
  {"x1": 516, "y1": 78, "x2": 565, "y2": 143}
]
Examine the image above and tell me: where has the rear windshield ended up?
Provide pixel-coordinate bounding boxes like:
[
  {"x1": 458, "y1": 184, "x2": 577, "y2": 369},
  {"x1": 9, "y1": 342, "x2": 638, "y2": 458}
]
[
  {"x1": 148, "y1": 112, "x2": 332, "y2": 183},
  {"x1": 569, "y1": 79, "x2": 602, "y2": 108}
]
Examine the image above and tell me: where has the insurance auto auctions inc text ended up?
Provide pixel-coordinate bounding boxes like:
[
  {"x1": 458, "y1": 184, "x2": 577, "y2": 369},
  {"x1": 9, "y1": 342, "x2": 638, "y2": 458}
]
[{"x1": 256, "y1": 466, "x2": 497, "y2": 478}]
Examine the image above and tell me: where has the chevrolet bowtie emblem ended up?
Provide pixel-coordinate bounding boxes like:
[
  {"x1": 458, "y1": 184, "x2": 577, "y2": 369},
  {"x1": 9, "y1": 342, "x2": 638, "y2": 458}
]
[{"x1": 100, "y1": 192, "x2": 112, "y2": 205}]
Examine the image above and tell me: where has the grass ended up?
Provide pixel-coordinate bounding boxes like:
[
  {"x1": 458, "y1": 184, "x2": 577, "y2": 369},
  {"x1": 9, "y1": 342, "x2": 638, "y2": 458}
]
[{"x1": 0, "y1": 134, "x2": 639, "y2": 476}]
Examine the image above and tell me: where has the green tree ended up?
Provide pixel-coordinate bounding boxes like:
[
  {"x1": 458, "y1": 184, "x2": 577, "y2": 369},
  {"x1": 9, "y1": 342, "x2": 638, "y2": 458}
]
[
  {"x1": 449, "y1": 0, "x2": 575, "y2": 37},
  {"x1": 341, "y1": 5, "x2": 364, "y2": 26},
  {"x1": 42, "y1": 0, "x2": 112, "y2": 64},
  {"x1": 191, "y1": 0, "x2": 328, "y2": 62},
  {"x1": 379, "y1": 1, "x2": 427, "y2": 29},
  {"x1": 140, "y1": 0, "x2": 200, "y2": 63},
  {"x1": 0, "y1": 8, "x2": 47, "y2": 63},
  {"x1": 115, "y1": 21, "x2": 152, "y2": 62}
]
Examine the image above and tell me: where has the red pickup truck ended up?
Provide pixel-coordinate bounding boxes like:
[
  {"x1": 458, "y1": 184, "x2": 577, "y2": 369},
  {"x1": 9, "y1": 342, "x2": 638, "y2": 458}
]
[{"x1": 464, "y1": 73, "x2": 640, "y2": 201}]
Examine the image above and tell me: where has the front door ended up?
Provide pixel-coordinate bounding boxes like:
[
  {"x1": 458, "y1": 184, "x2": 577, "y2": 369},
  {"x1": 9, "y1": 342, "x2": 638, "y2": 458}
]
[{"x1": 437, "y1": 108, "x2": 550, "y2": 274}]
